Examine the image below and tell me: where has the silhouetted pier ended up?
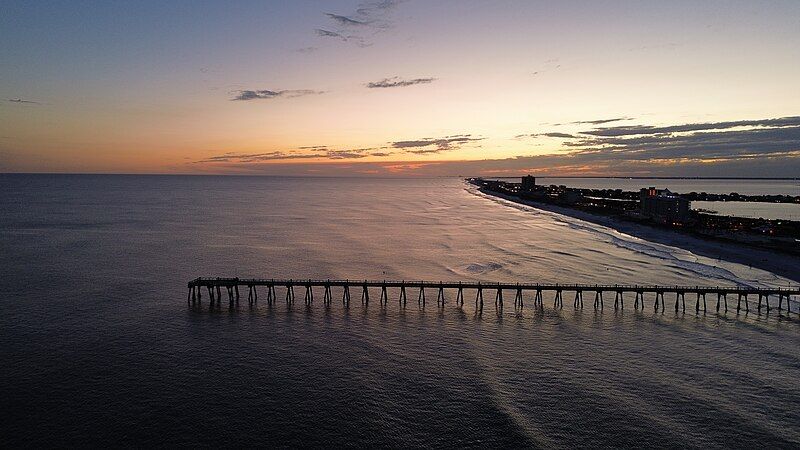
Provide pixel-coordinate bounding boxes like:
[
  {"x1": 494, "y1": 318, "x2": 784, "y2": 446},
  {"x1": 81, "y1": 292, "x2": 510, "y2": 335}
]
[{"x1": 187, "y1": 278, "x2": 799, "y2": 315}]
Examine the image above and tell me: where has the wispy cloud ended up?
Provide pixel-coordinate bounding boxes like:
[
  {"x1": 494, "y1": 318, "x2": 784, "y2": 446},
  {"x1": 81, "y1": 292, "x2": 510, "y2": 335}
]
[
  {"x1": 197, "y1": 146, "x2": 384, "y2": 163},
  {"x1": 580, "y1": 116, "x2": 800, "y2": 137},
  {"x1": 314, "y1": 29, "x2": 368, "y2": 46},
  {"x1": 327, "y1": 150, "x2": 371, "y2": 159},
  {"x1": 531, "y1": 59, "x2": 561, "y2": 77},
  {"x1": 197, "y1": 152, "x2": 323, "y2": 163},
  {"x1": 315, "y1": 0, "x2": 403, "y2": 47},
  {"x1": 7, "y1": 97, "x2": 40, "y2": 105},
  {"x1": 516, "y1": 132, "x2": 576, "y2": 139},
  {"x1": 315, "y1": 29, "x2": 343, "y2": 39},
  {"x1": 565, "y1": 117, "x2": 633, "y2": 125},
  {"x1": 231, "y1": 89, "x2": 324, "y2": 101},
  {"x1": 391, "y1": 134, "x2": 484, "y2": 154},
  {"x1": 356, "y1": 0, "x2": 402, "y2": 17},
  {"x1": 325, "y1": 13, "x2": 368, "y2": 26},
  {"x1": 366, "y1": 77, "x2": 437, "y2": 89}
]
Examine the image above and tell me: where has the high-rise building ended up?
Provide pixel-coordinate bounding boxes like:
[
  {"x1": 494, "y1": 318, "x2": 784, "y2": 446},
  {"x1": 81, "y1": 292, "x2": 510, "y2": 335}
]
[
  {"x1": 521, "y1": 175, "x2": 536, "y2": 191},
  {"x1": 639, "y1": 187, "x2": 691, "y2": 224}
]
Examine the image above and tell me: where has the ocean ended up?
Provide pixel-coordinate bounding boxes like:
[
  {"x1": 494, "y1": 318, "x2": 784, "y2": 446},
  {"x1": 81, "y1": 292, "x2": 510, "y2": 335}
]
[{"x1": 1, "y1": 174, "x2": 799, "y2": 448}]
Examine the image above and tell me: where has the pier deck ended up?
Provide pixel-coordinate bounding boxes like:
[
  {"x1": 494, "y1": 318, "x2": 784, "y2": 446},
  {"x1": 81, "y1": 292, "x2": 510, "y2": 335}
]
[{"x1": 187, "y1": 277, "x2": 800, "y2": 314}]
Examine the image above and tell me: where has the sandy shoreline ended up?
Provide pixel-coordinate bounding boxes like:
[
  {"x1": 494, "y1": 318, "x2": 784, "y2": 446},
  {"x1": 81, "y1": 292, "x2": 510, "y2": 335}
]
[{"x1": 475, "y1": 186, "x2": 800, "y2": 284}]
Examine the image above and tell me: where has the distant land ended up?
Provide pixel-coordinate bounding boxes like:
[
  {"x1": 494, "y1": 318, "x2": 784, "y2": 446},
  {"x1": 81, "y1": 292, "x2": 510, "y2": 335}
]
[{"x1": 485, "y1": 176, "x2": 800, "y2": 180}]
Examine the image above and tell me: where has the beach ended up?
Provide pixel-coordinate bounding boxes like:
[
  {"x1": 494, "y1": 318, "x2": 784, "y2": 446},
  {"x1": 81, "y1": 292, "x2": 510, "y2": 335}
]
[{"x1": 472, "y1": 184, "x2": 800, "y2": 284}]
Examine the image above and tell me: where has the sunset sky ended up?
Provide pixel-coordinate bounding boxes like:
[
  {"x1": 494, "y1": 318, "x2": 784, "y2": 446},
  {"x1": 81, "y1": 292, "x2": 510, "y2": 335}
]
[{"x1": 2, "y1": 0, "x2": 800, "y2": 176}]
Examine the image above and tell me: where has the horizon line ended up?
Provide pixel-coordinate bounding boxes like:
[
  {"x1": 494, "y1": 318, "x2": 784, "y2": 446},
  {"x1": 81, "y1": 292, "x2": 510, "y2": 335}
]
[{"x1": 2, "y1": 172, "x2": 799, "y2": 181}]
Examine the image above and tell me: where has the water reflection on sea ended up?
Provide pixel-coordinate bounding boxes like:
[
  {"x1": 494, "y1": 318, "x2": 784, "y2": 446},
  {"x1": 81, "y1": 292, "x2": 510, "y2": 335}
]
[{"x1": 0, "y1": 175, "x2": 798, "y2": 448}]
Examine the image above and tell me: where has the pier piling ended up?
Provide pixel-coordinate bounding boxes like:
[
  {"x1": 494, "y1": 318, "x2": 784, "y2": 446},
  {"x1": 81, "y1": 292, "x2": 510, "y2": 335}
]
[
  {"x1": 614, "y1": 291, "x2": 624, "y2": 310},
  {"x1": 554, "y1": 289, "x2": 563, "y2": 309},
  {"x1": 323, "y1": 283, "x2": 332, "y2": 305},
  {"x1": 186, "y1": 278, "x2": 798, "y2": 318},
  {"x1": 343, "y1": 284, "x2": 351, "y2": 307},
  {"x1": 305, "y1": 284, "x2": 313, "y2": 305},
  {"x1": 574, "y1": 290, "x2": 583, "y2": 309},
  {"x1": 361, "y1": 281, "x2": 369, "y2": 305}
]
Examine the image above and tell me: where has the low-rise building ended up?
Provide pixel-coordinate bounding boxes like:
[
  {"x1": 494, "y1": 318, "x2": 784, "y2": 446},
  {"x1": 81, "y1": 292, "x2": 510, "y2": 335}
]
[{"x1": 558, "y1": 190, "x2": 583, "y2": 205}]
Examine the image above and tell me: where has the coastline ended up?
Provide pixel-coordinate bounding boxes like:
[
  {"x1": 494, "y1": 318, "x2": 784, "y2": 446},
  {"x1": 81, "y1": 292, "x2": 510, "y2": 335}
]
[{"x1": 473, "y1": 185, "x2": 800, "y2": 284}]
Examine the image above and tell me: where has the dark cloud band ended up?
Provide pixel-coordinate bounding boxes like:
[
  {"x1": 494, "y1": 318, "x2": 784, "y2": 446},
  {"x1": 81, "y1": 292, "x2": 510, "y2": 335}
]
[
  {"x1": 367, "y1": 77, "x2": 436, "y2": 88},
  {"x1": 391, "y1": 134, "x2": 483, "y2": 153},
  {"x1": 231, "y1": 89, "x2": 324, "y2": 101}
]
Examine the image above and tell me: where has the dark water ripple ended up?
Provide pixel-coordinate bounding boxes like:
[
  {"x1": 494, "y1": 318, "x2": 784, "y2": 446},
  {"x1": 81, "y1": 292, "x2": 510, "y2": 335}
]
[{"x1": 1, "y1": 174, "x2": 799, "y2": 448}]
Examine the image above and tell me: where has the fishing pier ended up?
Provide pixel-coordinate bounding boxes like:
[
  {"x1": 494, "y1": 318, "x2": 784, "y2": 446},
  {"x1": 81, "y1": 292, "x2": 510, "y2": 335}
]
[{"x1": 187, "y1": 278, "x2": 799, "y2": 315}]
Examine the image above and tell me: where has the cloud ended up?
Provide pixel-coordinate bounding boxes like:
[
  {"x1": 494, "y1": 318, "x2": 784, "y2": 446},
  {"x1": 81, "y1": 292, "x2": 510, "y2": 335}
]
[
  {"x1": 231, "y1": 89, "x2": 324, "y2": 101},
  {"x1": 547, "y1": 117, "x2": 633, "y2": 126},
  {"x1": 356, "y1": 0, "x2": 402, "y2": 16},
  {"x1": 581, "y1": 116, "x2": 800, "y2": 137},
  {"x1": 391, "y1": 134, "x2": 484, "y2": 153},
  {"x1": 316, "y1": 29, "x2": 343, "y2": 38},
  {"x1": 567, "y1": 117, "x2": 632, "y2": 125},
  {"x1": 326, "y1": 150, "x2": 370, "y2": 159},
  {"x1": 530, "y1": 59, "x2": 562, "y2": 77},
  {"x1": 366, "y1": 77, "x2": 437, "y2": 88},
  {"x1": 296, "y1": 46, "x2": 318, "y2": 54},
  {"x1": 505, "y1": 116, "x2": 800, "y2": 173},
  {"x1": 325, "y1": 13, "x2": 368, "y2": 26},
  {"x1": 192, "y1": 116, "x2": 800, "y2": 177},
  {"x1": 314, "y1": 29, "x2": 368, "y2": 46},
  {"x1": 502, "y1": 115, "x2": 800, "y2": 174},
  {"x1": 562, "y1": 126, "x2": 800, "y2": 162},
  {"x1": 315, "y1": 0, "x2": 403, "y2": 47},
  {"x1": 198, "y1": 147, "x2": 384, "y2": 163},
  {"x1": 515, "y1": 132, "x2": 576, "y2": 139},
  {"x1": 187, "y1": 153, "x2": 800, "y2": 178},
  {"x1": 7, "y1": 98, "x2": 40, "y2": 105},
  {"x1": 197, "y1": 151, "x2": 325, "y2": 163}
]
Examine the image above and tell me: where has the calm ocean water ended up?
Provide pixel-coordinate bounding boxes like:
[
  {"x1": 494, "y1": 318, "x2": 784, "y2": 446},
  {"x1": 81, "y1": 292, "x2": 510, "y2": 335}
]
[{"x1": 1, "y1": 174, "x2": 799, "y2": 448}]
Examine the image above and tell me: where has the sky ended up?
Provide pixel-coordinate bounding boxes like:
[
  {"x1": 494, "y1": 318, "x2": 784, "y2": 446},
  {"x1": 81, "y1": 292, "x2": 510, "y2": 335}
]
[{"x1": 2, "y1": 0, "x2": 800, "y2": 176}]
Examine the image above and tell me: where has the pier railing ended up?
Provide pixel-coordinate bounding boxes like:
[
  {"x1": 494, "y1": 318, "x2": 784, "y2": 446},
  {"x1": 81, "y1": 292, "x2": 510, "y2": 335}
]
[{"x1": 187, "y1": 277, "x2": 799, "y2": 314}]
